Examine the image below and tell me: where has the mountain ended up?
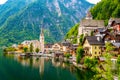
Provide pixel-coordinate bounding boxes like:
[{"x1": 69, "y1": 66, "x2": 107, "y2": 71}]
[
  {"x1": 90, "y1": 0, "x2": 120, "y2": 25},
  {"x1": 0, "y1": 0, "x2": 93, "y2": 46}
]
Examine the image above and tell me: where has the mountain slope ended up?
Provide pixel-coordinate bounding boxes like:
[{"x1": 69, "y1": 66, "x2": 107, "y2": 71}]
[
  {"x1": 90, "y1": 0, "x2": 120, "y2": 25},
  {"x1": 0, "y1": 0, "x2": 93, "y2": 46},
  {"x1": 0, "y1": 0, "x2": 35, "y2": 27}
]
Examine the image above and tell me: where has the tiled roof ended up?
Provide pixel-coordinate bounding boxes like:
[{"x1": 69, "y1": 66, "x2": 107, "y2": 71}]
[
  {"x1": 85, "y1": 36, "x2": 105, "y2": 45},
  {"x1": 112, "y1": 42, "x2": 120, "y2": 48},
  {"x1": 80, "y1": 19, "x2": 104, "y2": 27},
  {"x1": 109, "y1": 18, "x2": 120, "y2": 23}
]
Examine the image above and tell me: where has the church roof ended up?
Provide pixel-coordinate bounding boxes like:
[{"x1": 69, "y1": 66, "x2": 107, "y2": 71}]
[{"x1": 80, "y1": 19, "x2": 104, "y2": 27}]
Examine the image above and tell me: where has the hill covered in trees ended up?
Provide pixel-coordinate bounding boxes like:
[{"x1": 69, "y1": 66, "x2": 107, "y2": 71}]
[
  {"x1": 90, "y1": 0, "x2": 120, "y2": 25},
  {"x1": 65, "y1": 24, "x2": 79, "y2": 43}
]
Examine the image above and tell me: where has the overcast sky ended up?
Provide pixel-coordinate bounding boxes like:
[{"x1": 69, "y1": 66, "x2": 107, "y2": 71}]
[{"x1": 0, "y1": 0, "x2": 101, "y2": 5}]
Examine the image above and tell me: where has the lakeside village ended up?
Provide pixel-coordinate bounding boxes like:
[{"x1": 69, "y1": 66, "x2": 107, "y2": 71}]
[{"x1": 3, "y1": 11, "x2": 120, "y2": 78}]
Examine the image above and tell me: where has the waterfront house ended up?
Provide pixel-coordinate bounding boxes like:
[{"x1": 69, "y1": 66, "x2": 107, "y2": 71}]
[
  {"x1": 44, "y1": 43, "x2": 53, "y2": 53},
  {"x1": 82, "y1": 36, "x2": 105, "y2": 58},
  {"x1": 52, "y1": 43, "x2": 63, "y2": 52}
]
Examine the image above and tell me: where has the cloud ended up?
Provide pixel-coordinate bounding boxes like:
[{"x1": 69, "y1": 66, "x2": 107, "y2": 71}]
[
  {"x1": 0, "y1": 0, "x2": 7, "y2": 4},
  {"x1": 86, "y1": 0, "x2": 101, "y2": 4}
]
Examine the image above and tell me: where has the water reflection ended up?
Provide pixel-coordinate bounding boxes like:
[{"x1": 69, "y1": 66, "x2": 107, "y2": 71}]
[{"x1": 3, "y1": 54, "x2": 96, "y2": 80}]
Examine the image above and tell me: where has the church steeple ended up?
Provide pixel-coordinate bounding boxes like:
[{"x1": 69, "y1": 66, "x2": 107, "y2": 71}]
[
  {"x1": 85, "y1": 11, "x2": 93, "y2": 20},
  {"x1": 39, "y1": 27, "x2": 44, "y2": 53}
]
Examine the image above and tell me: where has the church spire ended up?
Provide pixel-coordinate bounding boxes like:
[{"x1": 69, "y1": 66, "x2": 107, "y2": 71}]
[
  {"x1": 85, "y1": 11, "x2": 93, "y2": 20},
  {"x1": 39, "y1": 26, "x2": 44, "y2": 53}
]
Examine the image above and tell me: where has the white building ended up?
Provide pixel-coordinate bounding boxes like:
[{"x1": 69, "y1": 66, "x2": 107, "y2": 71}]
[{"x1": 77, "y1": 11, "x2": 104, "y2": 43}]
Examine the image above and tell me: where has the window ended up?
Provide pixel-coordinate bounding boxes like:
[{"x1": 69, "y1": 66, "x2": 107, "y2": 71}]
[
  {"x1": 99, "y1": 52, "x2": 101, "y2": 54},
  {"x1": 95, "y1": 46, "x2": 97, "y2": 49},
  {"x1": 95, "y1": 52, "x2": 97, "y2": 54},
  {"x1": 99, "y1": 47, "x2": 101, "y2": 49}
]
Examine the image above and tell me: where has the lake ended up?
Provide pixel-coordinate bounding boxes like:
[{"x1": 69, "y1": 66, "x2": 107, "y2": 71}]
[{"x1": 0, "y1": 51, "x2": 95, "y2": 80}]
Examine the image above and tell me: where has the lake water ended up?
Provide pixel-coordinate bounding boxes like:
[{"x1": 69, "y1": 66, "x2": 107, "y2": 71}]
[{"x1": 0, "y1": 51, "x2": 95, "y2": 80}]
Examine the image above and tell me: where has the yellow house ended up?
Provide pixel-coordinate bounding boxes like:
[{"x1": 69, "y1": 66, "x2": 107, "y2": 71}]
[{"x1": 82, "y1": 36, "x2": 105, "y2": 58}]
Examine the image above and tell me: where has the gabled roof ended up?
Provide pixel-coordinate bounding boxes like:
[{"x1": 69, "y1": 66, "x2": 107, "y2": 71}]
[
  {"x1": 80, "y1": 19, "x2": 104, "y2": 27},
  {"x1": 83, "y1": 36, "x2": 105, "y2": 45},
  {"x1": 45, "y1": 43, "x2": 53, "y2": 48}
]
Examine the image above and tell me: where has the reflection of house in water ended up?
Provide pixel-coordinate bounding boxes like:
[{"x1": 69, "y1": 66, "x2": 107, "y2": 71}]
[{"x1": 52, "y1": 58, "x2": 65, "y2": 68}]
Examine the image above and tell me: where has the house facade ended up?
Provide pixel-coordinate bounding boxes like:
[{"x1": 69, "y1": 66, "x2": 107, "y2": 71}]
[{"x1": 83, "y1": 36, "x2": 104, "y2": 58}]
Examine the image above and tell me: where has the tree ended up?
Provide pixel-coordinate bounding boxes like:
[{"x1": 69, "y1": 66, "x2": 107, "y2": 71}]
[
  {"x1": 105, "y1": 42, "x2": 114, "y2": 52},
  {"x1": 117, "y1": 55, "x2": 120, "y2": 64},
  {"x1": 64, "y1": 53, "x2": 71, "y2": 59},
  {"x1": 79, "y1": 34, "x2": 84, "y2": 46},
  {"x1": 35, "y1": 48, "x2": 39, "y2": 53},
  {"x1": 76, "y1": 46, "x2": 84, "y2": 64},
  {"x1": 84, "y1": 57, "x2": 98, "y2": 69},
  {"x1": 90, "y1": 31, "x2": 94, "y2": 36},
  {"x1": 23, "y1": 47, "x2": 28, "y2": 53},
  {"x1": 104, "y1": 53, "x2": 113, "y2": 80},
  {"x1": 30, "y1": 43, "x2": 33, "y2": 53},
  {"x1": 117, "y1": 55, "x2": 120, "y2": 80}
]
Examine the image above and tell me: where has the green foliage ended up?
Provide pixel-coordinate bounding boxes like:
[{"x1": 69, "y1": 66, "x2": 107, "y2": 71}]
[
  {"x1": 117, "y1": 55, "x2": 120, "y2": 64},
  {"x1": 84, "y1": 57, "x2": 98, "y2": 69},
  {"x1": 23, "y1": 47, "x2": 28, "y2": 53},
  {"x1": 65, "y1": 24, "x2": 79, "y2": 44},
  {"x1": 90, "y1": 0, "x2": 120, "y2": 25},
  {"x1": 79, "y1": 34, "x2": 84, "y2": 46},
  {"x1": 90, "y1": 31, "x2": 94, "y2": 36},
  {"x1": 35, "y1": 48, "x2": 39, "y2": 53},
  {"x1": 0, "y1": 0, "x2": 93, "y2": 47},
  {"x1": 30, "y1": 43, "x2": 33, "y2": 53},
  {"x1": 4, "y1": 47, "x2": 16, "y2": 52},
  {"x1": 105, "y1": 42, "x2": 114, "y2": 52},
  {"x1": 76, "y1": 46, "x2": 84, "y2": 64},
  {"x1": 64, "y1": 53, "x2": 71, "y2": 59},
  {"x1": 104, "y1": 53, "x2": 113, "y2": 80}
]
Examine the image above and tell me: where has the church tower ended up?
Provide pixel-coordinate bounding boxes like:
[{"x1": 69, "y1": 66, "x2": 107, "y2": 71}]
[
  {"x1": 39, "y1": 27, "x2": 44, "y2": 53},
  {"x1": 85, "y1": 11, "x2": 93, "y2": 20}
]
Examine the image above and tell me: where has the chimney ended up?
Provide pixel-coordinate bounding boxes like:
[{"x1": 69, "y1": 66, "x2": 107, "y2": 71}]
[{"x1": 97, "y1": 36, "x2": 101, "y2": 41}]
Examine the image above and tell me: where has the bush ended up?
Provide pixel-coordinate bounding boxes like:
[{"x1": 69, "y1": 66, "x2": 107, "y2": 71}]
[
  {"x1": 35, "y1": 48, "x2": 39, "y2": 53},
  {"x1": 76, "y1": 46, "x2": 84, "y2": 64},
  {"x1": 64, "y1": 53, "x2": 71, "y2": 59},
  {"x1": 84, "y1": 57, "x2": 98, "y2": 69},
  {"x1": 23, "y1": 47, "x2": 28, "y2": 53}
]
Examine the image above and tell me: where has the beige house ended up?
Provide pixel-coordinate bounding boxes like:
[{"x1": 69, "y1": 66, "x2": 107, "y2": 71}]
[
  {"x1": 83, "y1": 36, "x2": 104, "y2": 58},
  {"x1": 78, "y1": 11, "x2": 104, "y2": 43},
  {"x1": 52, "y1": 43, "x2": 63, "y2": 52}
]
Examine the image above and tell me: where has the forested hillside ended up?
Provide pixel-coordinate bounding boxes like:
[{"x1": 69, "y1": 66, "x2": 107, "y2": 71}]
[
  {"x1": 90, "y1": 0, "x2": 120, "y2": 25},
  {"x1": 0, "y1": 0, "x2": 93, "y2": 46}
]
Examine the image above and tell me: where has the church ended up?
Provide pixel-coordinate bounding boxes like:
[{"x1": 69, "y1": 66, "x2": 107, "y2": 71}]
[
  {"x1": 77, "y1": 11, "x2": 105, "y2": 43},
  {"x1": 21, "y1": 27, "x2": 45, "y2": 53}
]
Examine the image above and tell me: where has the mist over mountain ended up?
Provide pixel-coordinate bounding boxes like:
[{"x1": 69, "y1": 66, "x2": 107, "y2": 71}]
[{"x1": 0, "y1": 0, "x2": 93, "y2": 46}]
